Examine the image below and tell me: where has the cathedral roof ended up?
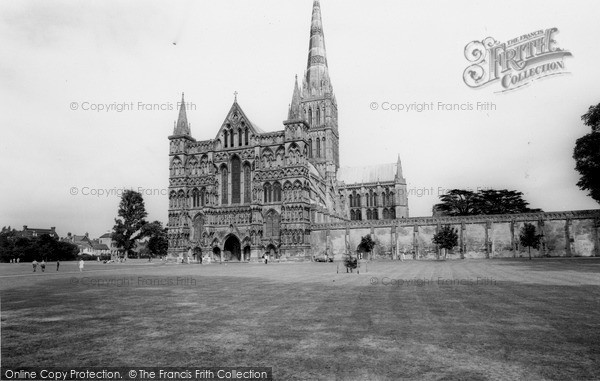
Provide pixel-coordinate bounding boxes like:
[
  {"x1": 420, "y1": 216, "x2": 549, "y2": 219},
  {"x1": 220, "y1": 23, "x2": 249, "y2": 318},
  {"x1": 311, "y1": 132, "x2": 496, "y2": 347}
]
[
  {"x1": 218, "y1": 100, "x2": 265, "y2": 137},
  {"x1": 337, "y1": 162, "x2": 402, "y2": 185},
  {"x1": 307, "y1": 161, "x2": 321, "y2": 179}
]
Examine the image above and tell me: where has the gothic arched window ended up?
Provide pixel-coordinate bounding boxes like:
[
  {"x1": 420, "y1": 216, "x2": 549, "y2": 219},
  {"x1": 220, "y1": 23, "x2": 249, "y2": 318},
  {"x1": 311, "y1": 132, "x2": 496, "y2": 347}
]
[
  {"x1": 245, "y1": 128, "x2": 249, "y2": 146},
  {"x1": 273, "y1": 182, "x2": 282, "y2": 202},
  {"x1": 316, "y1": 138, "x2": 321, "y2": 158},
  {"x1": 231, "y1": 156, "x2": 241, "y2": 204},
  {"x1": 243, "y1": 164, "x2": 251, "y2": 203},
  {"x1": 191, "y1": 188, "x2": 200, "y2": 208},
  {"x1": 238, "y1": 128, "x2": 243, "y2": 146},
  {"x1": 221, "y1": 166, "x2": 228, "y2": 205},
  {"x1": 224, "y1": 131, "x2": 228, "y2": 148},
  {"x1": 308, "y1": 139, "x2": 313, "y2": 158},
  {"x1": 265, "y1": 210, "x2": 280, "y2": 238},
  {"x1": 263, "y1": 183, "x2": 272, "y2": 203},
  {"x1": 230, "y1": 129, "x2": 234, "y2": 147}
]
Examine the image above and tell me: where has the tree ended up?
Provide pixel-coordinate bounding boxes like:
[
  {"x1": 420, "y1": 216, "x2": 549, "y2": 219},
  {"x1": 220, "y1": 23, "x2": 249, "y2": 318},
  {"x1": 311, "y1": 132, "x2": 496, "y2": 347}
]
[
  {"x1": 358, "y1": 234, "x2": 376, "y2": 260},
  {"x1": 434, "y1": 189, "x2": 541, "y2": 216},
  {"x1": 433, "y1": 189, "x2": 479, "y2": 216},
  {"x1": 112, "y1": 190, "x2": 148, "y2": 258},
  {"x1": 144, "y1": 221, "x2": 169, "y2": 260},
  {"x1": 37, "y1": 234, "x2": 57, "y2": 261},
  {"x1": 519, "y1": 223, "x2": 541, "y2": 260},
  {"x1": 573, "y1": 103, "x2": 600, "y2": 204},
  {"x1": 54, "y1": 240, "x2": 79, "y2": 261},
  {"x1": 343, "y1": 253, "x2": 358, "y2": 273},
  {"x1": 0, "y1": 229, "x2": 17, "y2": 262},
  {"x1": 0, "y1": 233, "x2": 78, "y2": 262},
  {"x1": 432, "y1": 225, "x2": 458, "y2": 260},
  {"x1": 475, "y1": 189, "x2": 536, "y2": 215}
]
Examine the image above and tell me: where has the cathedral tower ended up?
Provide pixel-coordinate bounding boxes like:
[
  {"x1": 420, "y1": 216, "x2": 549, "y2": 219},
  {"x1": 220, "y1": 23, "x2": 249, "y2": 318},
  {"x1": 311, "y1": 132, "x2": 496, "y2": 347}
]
[{"x1": 291, "y1": 0, "x2": 339, "y2": 182}]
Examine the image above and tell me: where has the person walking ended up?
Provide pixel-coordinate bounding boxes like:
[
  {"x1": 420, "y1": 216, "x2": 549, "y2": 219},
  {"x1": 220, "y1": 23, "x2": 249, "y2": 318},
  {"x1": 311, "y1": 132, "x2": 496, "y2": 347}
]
[
  {"x1": 40, "y1": 260, "x2": 46, "y2": 272},
  {"x1": 32, "y1": 259, "x2": 38, "y2": 272},
  {"x1": 56, "y1": 260, "x2": 60, "y2": 271},
  {"x1": 78, "y1": 258, "x2": 84, "y2": 272}
]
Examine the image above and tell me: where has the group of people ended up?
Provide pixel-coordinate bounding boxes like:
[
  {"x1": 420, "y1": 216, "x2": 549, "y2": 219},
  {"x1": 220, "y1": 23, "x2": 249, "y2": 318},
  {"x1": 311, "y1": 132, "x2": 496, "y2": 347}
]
[
  {"x1": 32, "y1": 259, "x2": 52, "y2": 272},
  {"x1": 31, "y1": 259, "x2": 85, "y2": 272}
]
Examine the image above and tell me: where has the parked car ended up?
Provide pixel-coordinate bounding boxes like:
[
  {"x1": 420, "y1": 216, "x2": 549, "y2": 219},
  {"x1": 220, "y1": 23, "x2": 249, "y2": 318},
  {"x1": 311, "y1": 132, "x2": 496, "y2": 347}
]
[{"x1": 314, "y1": 255, "x2": 333, "y2": 262}]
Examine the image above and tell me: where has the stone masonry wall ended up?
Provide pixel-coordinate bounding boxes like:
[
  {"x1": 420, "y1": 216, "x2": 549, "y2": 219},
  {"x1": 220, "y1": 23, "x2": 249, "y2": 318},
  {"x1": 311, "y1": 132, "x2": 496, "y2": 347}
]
[{"x1": 310, "y1": 210, "x2": 600, "y2": 260}]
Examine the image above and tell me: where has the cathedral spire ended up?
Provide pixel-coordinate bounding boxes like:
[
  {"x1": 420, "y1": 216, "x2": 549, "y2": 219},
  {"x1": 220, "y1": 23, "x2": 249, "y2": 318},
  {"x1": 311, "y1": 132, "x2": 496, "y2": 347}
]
[
  {"x1": 288, "y1": 75, "x2": 302, "y2": 120},
  {"x1": 174, "y1": 92, "x2": 190, "y2": 136},
  {"x1": 396, "y1": 154, "x2": 405, "y2": 180},
  {"x1": 303, "y1": 0, "x2": 332, "y2": 98}
]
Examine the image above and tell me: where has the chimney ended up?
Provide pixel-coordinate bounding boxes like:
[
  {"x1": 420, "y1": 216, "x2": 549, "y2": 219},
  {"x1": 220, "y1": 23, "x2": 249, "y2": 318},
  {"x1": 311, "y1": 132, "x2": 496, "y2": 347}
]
[
  {"x1": 23, "y1": 225, "x2": 28, "y2": 230},
  {"x1": 85, "y1": 232, "x2": 89, "y2": 237},
  {"x1": 51, "y1": 227, "x2": 56, "y2": 231}
]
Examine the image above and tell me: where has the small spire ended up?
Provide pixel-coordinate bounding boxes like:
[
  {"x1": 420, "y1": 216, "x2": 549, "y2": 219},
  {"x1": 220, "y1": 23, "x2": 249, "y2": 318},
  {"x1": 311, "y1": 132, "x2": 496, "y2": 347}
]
[
  {"x1": 396, "y1": 154, "x2": 404, "y2": 179},
  {"x1": 174, "y1": 92, "x2": 190, "y2": 136},
  {"x1": 234, "y1": 91, "x2": 238, "y2": 102},
  {"x1": 287, "y1": 75, "x2": 302, "y2": 120}
]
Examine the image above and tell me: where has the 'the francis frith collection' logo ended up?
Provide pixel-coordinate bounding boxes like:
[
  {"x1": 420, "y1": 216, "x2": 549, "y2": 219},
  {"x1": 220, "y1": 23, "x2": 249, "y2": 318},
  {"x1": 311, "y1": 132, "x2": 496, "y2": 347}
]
[{"x1": 463, "y1": 28, "x2": 572, "y2": 92}]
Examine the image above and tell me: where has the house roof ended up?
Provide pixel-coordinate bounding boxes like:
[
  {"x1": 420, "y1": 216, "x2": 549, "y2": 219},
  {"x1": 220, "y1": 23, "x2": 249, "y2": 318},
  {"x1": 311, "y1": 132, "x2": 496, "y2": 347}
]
[
  {"x1": 92, "y1": 244, "x2": 110, "y2": 251},
  {"x1": 99, "y1": 233, "x2": 112, "y2": 239},
  {"x1": 20, "y1": 227, "x2": 59, "y2": 237}
]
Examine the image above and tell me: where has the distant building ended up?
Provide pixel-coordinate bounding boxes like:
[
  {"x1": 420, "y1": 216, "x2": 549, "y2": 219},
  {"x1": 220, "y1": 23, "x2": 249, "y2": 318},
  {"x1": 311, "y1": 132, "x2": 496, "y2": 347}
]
[
  {"x1": 62, "y1": 232, "x2": 109, "y2": 256},
  {"x1": 98, "y1": 232, "x2": 120, "y2": 255},
  {"x1": 19, "y1": 225, "x2": 59, "y2": 239}
]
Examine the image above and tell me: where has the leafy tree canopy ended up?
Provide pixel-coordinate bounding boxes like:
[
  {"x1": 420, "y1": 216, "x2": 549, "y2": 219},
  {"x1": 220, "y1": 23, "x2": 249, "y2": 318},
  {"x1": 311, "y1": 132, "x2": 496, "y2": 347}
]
[
  {"x1": 144, "y1": 221, "x2": 169, "y2": 258},
  {"x1": 434, "y1": 189, "x2": 541, "y2": 216},
  {"x1": 574, "y1": 103, "x2": 600, "y2": 203},
  {"x1": 519, "y1": 223, "x2": 542, "y2": 260},
  {"x1": 358, "y1": 234, "x2": 376, "y2": 253},
  {"x1": 112, "y1": 190, "x2": 148, "y2": 258},
  {"x1": 0, "y1": 232, "x2": 78, "y2": 262},
  {"x1": 432, "y1": 225, "x2": 459, "y2": 251}
]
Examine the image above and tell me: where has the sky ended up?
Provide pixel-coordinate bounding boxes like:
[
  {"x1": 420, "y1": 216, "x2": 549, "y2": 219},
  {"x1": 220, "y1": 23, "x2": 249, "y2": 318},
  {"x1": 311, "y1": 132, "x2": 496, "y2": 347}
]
[{"x1": 1, "y1": 0, "x2": 599, "y2": 238}]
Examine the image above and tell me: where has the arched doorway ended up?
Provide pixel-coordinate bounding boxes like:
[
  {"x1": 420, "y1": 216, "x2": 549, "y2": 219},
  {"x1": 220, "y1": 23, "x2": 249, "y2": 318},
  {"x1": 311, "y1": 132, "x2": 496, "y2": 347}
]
[
  {"x1": 212, "y1": 247, "x2": 221, "y2": 261},
  {"x1": 265, "y1": 244, "x2": 278, "y2": 260},
  {"x1": 193, "y1": 247, "x2": 202, "y2": 262},
  {"x1": 224, "y1": 235, "x2": 242, "y2": 261},
  {"x1": 243, "y1": 246, "x2": 251, "y2": 261}
]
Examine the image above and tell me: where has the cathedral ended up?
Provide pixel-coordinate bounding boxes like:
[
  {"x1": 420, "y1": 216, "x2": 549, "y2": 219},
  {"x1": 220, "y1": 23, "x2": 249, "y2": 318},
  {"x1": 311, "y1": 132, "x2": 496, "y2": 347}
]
[{"x1": 167, "y1": 1, "x2": 409, "y2": 260}]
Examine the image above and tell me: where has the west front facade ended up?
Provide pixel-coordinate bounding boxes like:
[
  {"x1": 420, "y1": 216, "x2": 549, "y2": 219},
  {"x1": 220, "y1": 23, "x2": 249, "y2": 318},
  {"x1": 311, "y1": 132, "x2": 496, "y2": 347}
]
[{"x1": 167, "y1": 1, "x2": 409, "y2": 261}]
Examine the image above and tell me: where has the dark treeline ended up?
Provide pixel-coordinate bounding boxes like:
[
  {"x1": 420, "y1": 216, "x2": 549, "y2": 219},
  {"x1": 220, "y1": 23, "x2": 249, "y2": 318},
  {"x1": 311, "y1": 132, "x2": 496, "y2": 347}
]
[{"x1": 0, "y1": 231, "x2": 79, "y2": 262}]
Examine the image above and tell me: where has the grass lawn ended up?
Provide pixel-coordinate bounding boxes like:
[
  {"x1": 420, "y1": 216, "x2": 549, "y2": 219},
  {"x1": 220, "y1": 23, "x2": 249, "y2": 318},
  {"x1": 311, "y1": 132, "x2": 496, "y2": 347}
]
[{"x1": 1, "y1": 258, "x2": 600, "y2": 380}]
